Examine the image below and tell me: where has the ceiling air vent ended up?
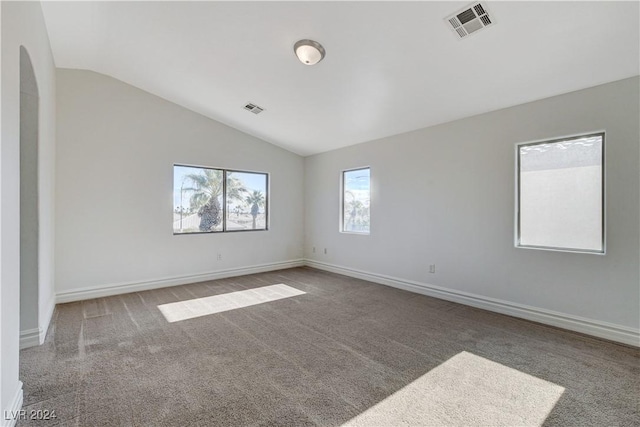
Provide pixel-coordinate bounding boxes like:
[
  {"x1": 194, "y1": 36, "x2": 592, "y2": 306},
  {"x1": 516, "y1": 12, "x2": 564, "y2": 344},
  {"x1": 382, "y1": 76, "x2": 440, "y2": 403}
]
[
  {"x1": 445, "y1": 2, "x2": 495, "y2": 40},
  {"x1": 243, "y1": 103, "x2": 264, "y2": 115}
]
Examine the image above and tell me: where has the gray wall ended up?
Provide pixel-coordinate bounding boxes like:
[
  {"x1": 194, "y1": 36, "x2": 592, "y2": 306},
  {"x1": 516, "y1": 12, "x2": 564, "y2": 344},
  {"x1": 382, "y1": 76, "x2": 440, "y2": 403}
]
[
  {"x1": 55, "y1": 69, "x2": 304, "y2": 296},
  {"x1": 20, "y1": 47, "x2": 40, "y2": 334},
  {"x1": 305, "y1": 77, "x2": 639, "y2": 339}
]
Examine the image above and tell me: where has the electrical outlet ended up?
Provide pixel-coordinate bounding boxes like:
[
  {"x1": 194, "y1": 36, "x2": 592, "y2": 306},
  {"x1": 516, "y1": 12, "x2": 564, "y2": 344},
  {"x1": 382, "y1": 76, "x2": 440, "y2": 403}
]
[
  {"x1": 313, "y1": 247, "x2": 316, "y2": 253},
  {"x1": 217, "y1": 253, "x2": 222, "y2": 261},
  {"x1": 324, "y1": 248, "x2": 327, "y2": 255},
  {"x1": 429, "y1": 264, "x2": 436, "y2": 274}
]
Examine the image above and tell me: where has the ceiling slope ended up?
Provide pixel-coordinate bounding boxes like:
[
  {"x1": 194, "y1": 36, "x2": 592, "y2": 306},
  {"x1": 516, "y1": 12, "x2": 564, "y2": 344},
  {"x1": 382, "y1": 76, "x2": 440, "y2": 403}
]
[{"x1": 42, "y1": 1, "x2": 640, "y2": 156}]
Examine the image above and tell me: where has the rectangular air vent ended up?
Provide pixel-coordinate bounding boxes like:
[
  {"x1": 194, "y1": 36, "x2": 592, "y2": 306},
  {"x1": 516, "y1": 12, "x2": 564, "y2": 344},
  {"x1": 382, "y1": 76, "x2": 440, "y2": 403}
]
[
  {"x1": 244, "y1": 103, "x2": 264, "y2": 114},
  {"x1": 445, "y1": 2, "x2": 495, "y2": 40}
]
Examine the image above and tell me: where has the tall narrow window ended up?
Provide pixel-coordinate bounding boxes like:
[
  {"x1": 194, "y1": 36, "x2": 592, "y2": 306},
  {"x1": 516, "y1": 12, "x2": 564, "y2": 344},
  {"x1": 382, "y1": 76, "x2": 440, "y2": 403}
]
[
  {"x1": 342, "y1": 167, "x2": 370, "y2": 234},
  {"x1": 173, "y1": 165, "x2": 268, "y2": 234},
  {"x1": 516, "y1": 133, "x2": 604, "y2": 253}
]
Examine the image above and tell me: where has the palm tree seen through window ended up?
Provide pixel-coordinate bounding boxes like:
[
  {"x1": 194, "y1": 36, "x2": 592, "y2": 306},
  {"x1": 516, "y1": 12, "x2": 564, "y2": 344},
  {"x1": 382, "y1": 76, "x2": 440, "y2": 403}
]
[{"x1": 173, "y1": 165, "x2": 268, "y2": 233}]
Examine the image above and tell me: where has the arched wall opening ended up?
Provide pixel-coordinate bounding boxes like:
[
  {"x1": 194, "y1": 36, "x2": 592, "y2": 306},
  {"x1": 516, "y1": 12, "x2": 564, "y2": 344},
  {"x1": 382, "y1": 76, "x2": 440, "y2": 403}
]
[{"x1": 19, "y1": 45, "x2": 40, "y2": 347}]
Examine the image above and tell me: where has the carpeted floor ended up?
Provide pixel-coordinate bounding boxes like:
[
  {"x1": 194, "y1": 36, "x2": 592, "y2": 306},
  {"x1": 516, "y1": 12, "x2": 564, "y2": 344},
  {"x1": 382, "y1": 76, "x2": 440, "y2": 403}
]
[{"x1": 18, "y1": 267, "x2": 640, "y2": 426}]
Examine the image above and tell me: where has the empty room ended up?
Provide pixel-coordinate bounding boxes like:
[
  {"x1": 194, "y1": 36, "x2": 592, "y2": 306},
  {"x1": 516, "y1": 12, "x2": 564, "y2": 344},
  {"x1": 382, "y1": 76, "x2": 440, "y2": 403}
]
[{"x1": 1, "y1": 1, "x2": 639, "y2": 426}]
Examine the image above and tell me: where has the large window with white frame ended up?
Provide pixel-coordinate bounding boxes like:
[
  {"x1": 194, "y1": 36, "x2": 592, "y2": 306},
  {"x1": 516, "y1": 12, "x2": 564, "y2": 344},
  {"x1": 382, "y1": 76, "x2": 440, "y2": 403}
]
[
  {"x1": 173, "y1": 164, "x2": 268, "y2": 234},
  {"x1": 342, "y1": 167, "x2": 370, "y2": 234},
  {"x1": 516, "y1": 132, "x2": 604, "y2": 253}
]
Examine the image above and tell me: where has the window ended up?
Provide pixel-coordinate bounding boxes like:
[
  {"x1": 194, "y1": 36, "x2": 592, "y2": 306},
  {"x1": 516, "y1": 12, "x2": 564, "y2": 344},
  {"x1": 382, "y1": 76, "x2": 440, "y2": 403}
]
[
  {"x1": 173, "y1": 165, "x2": 268, "y2": 234},
  {"x1": 342, "y1": 167, "x2": 370, "y2": 234},
  {"x1": 225, "y1": 170, "x2": 268, "y2": 231},
  {"x1": 516, "y1": 133, "x2": 604, "y2": 253}
]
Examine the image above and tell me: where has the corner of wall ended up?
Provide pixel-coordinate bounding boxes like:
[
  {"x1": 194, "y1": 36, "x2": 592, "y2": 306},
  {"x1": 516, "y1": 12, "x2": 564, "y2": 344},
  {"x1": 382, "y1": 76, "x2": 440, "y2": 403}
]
[
  {"x1": 17, "y1": 292, "x2": 53, "y2": 347},
  {"x1": 1, "y1": 381, "x2": 23, "y2": 427},
  {"x1": 38, "y1": 295, "x2": 55, "y2": 345}
]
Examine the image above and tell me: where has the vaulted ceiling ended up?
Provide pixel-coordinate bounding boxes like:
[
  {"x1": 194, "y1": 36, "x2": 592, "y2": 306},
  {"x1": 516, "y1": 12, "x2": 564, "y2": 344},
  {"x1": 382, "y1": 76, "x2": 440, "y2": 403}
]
[{"x1": 41, "y1": 1, "x2": 639, "y2": 156}]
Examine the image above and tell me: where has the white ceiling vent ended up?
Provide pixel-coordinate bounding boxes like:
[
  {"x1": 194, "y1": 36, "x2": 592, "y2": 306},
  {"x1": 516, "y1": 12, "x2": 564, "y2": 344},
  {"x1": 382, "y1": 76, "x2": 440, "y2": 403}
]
[
  {"x1": 445, "y1": 2, "x2": 495, "y2": 40},
  {"x1": 243, "y1": 103, "x2": 264, "y2": 115}
]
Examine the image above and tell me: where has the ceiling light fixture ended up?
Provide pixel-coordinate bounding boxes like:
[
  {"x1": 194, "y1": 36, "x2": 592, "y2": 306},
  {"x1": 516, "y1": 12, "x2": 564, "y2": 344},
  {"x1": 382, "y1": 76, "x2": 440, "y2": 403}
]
[{"x1": 294, "y1": 39, "x2": 326, "y2": 65}]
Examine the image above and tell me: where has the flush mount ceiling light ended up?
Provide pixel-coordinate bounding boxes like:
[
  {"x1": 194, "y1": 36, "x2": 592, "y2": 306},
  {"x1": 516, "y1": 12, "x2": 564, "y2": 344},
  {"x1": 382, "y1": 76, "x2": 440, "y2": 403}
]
[{"x1": 294, "y1": 39, "x2": 326, "y2": 65}]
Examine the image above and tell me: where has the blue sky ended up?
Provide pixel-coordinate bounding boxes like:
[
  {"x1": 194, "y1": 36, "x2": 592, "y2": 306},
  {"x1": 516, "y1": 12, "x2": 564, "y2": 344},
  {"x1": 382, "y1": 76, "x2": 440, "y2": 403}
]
[{"x1": 345, "y1": 168, "x2": 370, "y2": 191}]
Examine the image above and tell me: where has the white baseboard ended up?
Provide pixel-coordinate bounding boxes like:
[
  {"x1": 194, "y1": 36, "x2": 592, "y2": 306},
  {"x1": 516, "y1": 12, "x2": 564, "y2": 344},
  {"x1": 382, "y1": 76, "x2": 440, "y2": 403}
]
[
  {"x1": 1, "y1": 381, "x2": 23, "y2": 427},
  {"x1": 20, "y1": 296, "x2": 56, "y2": 349},
  {"x1": 56, "y1": 259, "x2": 305, "y2": 304},
  {"x1": 52, "y1": 257, "x2": 638, "y2": 346},
  {"x1": 305, "y1": 259, "x2": 640, "y2": 347},
  {"x1": 19, "y1": 328, "x2": 41, "y2": 350}
]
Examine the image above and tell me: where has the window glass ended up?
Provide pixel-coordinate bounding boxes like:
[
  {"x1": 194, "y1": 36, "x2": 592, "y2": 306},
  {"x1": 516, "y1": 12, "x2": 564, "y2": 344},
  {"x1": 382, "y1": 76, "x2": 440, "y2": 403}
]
[
  {"x1": 342, "y1": 168, "x2": 370, "y2": 234},
  {"x1": 226, "y1": 171, "x2": 268, "y2": 231},
  {"x1": 174, "y1": 165, "x2": 223, "y2": 233},
  {"x1": 173, "y1": 165, "x2": 268, "y2": 234},
  {"x1": 517, "y1": 133, "x2": 604, "y2": 253}
]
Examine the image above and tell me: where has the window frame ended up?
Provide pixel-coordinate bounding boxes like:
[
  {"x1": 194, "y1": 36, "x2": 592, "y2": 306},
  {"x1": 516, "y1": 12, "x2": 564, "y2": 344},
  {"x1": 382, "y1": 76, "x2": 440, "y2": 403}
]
[
  {"x1": 173, "y1": 163, "x2": 269, "y2": 235},
  {"x1": 340, "y1": 166, "x2": 371, "y2": 235},
  {"x1": 514, "y1": 131, "x2": 606, "y2": 255}
]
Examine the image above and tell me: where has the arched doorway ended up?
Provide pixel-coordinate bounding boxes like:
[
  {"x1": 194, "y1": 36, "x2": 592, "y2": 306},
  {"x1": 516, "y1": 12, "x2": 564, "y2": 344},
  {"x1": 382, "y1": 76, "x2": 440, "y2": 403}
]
[{"x1": 19, "y1": 46, "x2": 40, "y2": 347}]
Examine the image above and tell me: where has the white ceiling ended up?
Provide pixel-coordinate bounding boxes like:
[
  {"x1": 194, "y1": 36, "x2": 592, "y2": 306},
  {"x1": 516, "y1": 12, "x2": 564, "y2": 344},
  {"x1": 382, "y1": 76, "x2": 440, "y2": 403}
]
[{"x1": 41, "y1": 1, "x2": 639, "y2": 156}]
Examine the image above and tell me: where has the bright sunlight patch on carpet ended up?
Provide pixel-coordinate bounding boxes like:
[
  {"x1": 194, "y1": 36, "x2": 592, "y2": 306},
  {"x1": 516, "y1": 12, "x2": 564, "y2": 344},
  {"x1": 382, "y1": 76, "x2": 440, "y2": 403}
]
[
  {"x1": 157, "y1": 284, "x2": 305, "y2": 322},
  {"x1": 344, "y1": 351, "x2": 565, "y2": 426}
]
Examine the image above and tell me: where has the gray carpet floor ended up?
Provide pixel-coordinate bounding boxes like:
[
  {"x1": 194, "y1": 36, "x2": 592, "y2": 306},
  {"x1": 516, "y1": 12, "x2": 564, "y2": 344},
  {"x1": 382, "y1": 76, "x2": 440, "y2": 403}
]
[{"x1": 18, "y1": 267, "x2": 640, "y2": 426}]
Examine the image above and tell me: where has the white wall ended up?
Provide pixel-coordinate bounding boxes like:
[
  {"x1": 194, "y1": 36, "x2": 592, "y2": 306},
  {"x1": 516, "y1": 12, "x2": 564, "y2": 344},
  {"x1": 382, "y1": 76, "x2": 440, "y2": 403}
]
[
  {"x1": 305, "y1": 77, "x2": 640, "y2": 345},
  {"x1": 55, "y1": 69, "x2": 304, "y2": 300},
  {"x1": 1, "y1": 1, "x2": 56, "y2": 425}
]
